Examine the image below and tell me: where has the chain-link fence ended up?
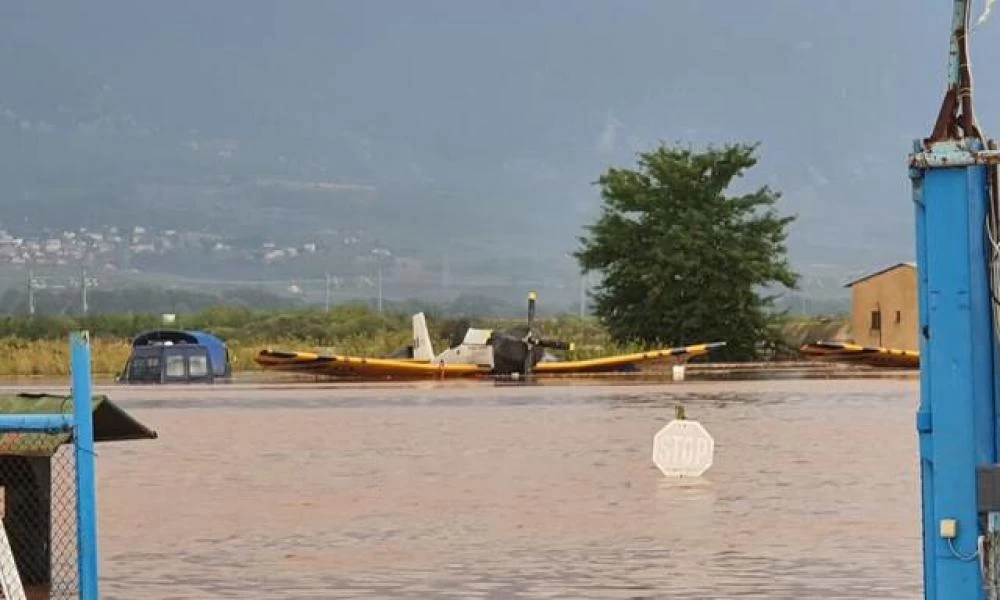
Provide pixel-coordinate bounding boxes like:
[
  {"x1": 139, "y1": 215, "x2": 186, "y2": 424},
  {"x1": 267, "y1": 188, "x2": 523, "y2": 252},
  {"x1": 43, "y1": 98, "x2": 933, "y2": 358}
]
[{"x1": 0, "y1": 434, "x2": 79, "y2": 600}]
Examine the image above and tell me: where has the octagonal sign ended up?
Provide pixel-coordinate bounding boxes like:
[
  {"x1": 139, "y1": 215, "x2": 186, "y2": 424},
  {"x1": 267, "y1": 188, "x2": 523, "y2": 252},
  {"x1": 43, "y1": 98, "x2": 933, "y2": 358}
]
[{"x1": 652, "y1": 419, "x2": 714, "y2": 478}]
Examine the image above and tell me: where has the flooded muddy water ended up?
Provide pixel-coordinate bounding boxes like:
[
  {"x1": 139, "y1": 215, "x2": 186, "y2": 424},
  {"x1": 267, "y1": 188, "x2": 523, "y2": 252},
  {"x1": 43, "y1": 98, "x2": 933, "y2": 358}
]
[{"x1": 50, "y1": 379, "x2": 921, "y2": 598}]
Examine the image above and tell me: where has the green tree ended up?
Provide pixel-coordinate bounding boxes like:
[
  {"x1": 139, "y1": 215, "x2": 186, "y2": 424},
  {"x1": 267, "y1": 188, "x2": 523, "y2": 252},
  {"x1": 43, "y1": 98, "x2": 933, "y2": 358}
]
[{"x1": 574, "y1": 142, "x2": 798, "y2": 360}]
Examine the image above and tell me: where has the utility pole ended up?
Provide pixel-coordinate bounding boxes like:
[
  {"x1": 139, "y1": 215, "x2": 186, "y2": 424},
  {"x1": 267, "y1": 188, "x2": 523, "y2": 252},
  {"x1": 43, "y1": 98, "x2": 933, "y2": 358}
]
[
  {"x1": 325, "y1": 272, "x2": 331, "y2": 313},
  {"x1": 377, "y1": 263, "x2": 383, "y2": 314},
  {"x1": 799, "y1": 276, "x2": 808, "y2": 315},
  {"x1": 372, "y1": 247, "x2": 391, "y2": 314},
  {"x1": 909, "y1": 2, "x2": 1000, "y2": 598},
  {"x1": 26, "y1": 269, "x2": 34, "y2": 316},
  {"x1": 442, "y1": 252, "x2": 451, "y2": 288},
  {"x1": 80, "y1": 268, "x2": 88, "y2": 315},
  {"x1": 567, "y1": 253, "x2": 586, "y2": 318}
]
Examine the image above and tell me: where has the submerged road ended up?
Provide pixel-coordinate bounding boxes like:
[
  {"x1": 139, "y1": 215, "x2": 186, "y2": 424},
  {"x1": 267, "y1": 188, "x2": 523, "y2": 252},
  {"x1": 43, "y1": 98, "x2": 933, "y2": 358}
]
[
  {"x1": 19, "y1": 378, "x2": 926, "y2": 598},
  {"x1": 0, "y1": 375, "x2": 918, "y2": 406}
]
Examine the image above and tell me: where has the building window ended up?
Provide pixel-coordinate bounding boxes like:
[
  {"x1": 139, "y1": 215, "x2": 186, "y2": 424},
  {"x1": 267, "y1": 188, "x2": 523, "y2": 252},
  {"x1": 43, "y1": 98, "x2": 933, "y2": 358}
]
[
  {"x1": 870, "y1": 310, "x2": 881, "y2": 331},
  {"x1": 895, "y1": 310, "x2": 901, "y2": 324}
]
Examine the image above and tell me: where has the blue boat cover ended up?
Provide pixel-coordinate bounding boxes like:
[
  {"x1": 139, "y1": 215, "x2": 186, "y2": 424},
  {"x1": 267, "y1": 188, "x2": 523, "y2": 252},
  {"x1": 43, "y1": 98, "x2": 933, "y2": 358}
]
[
  {"x1": 188, "y1": 331, "x2": 229, "y2": 376},
  {"x1": 131, "y1": 329, "x2": 229, "y2": 377}
]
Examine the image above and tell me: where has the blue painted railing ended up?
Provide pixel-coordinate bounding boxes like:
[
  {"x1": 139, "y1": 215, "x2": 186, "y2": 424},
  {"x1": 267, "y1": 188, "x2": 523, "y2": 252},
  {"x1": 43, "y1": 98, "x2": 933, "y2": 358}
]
[
  {"x1": 0, "y1": 414, "x2": 73, "y2": 431},
  {"x1": 0, "y1": 333, "x2": 100, "y2": 599}
]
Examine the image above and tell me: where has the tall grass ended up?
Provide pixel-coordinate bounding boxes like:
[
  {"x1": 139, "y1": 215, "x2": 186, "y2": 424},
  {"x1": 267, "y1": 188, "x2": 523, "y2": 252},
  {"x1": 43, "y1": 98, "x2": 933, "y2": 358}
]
[{"x1": 0, "y1": 338, "x2": 133, "y2": 376}]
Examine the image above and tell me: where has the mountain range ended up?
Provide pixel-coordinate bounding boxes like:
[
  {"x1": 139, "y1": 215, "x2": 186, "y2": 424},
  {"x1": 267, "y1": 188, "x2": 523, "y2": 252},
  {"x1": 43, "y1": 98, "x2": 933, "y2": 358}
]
[{"x1": 1, "y1": 1, "x2": 996, "y2": 307}]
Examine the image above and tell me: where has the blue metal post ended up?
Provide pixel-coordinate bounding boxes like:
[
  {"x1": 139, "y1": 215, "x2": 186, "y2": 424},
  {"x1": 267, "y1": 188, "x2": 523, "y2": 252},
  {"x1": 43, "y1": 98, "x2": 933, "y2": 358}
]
[
  {"x1": 911, "y1": 142, "x2": 996, "y2": 599},
  {"x1": 71, "y1": 331, "x2": 99, "y2": 600}
]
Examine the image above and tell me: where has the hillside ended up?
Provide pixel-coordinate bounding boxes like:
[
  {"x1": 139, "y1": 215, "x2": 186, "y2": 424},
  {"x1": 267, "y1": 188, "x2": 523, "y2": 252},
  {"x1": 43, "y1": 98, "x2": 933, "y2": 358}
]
[{"x1": 0, "y1": 2, "x2": 974, "y2": 307}]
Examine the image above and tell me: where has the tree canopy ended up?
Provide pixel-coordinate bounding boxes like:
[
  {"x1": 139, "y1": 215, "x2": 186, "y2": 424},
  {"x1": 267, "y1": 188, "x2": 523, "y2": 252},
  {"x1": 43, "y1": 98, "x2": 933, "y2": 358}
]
[{"x1": 574, "y1": 142, "x2": 798, "y2": 360}]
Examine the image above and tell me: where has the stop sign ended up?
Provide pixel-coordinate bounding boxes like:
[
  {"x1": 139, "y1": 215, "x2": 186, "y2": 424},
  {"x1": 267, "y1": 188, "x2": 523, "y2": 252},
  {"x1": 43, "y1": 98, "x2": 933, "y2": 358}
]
[{"x1": 652, "y1": 419, "x2": 715, "y2": 477}]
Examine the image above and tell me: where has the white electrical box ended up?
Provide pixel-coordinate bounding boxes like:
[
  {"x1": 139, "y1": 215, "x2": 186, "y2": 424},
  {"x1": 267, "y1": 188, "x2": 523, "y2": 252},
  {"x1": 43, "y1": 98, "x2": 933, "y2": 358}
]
[{"x1": 940, "y1": 518, "x2": 958, "y2": 539}]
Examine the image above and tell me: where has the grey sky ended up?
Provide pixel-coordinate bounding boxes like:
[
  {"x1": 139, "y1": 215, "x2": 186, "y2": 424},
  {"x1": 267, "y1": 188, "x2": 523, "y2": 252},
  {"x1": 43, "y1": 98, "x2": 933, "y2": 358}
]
[{"x1": 0, "y1": 2, "x2": 994, "y2": 287}]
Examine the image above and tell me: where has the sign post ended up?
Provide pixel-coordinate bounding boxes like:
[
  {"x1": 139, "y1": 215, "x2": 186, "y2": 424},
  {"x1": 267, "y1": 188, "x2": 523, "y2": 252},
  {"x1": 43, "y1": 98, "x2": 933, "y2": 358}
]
[{"x1": 652, "y1": 419, "x2": 714, "y2": 478}]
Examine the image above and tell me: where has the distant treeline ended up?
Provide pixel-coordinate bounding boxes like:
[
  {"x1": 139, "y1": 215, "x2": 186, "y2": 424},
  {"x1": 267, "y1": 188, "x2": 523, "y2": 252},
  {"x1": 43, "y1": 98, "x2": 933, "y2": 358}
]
[
  {"x1": 0, "y1": 304, "x2": 419, "y2": 343},
  {"x1": 0, "y1": 284, "x2": 536, "y2": 320},
  {"x1": 0, "y1": 302, "x2": 845, "y2": 353},
  {"x1": 0, "y1": 302, "x2": 608, "y2": 348},
  {"x1": 0, "y1": 285, "x2": 300, "y2": 316}
]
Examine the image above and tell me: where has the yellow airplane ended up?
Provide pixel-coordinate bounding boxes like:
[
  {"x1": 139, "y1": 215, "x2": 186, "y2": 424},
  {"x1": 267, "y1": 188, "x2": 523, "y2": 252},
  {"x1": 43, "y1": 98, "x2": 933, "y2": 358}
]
[
  {"x1": 255, "y1": 292, "x2": 727, "y2": 380},
  {"x1": 799, "y1": 340, "x2": 919, "y2": 368}
]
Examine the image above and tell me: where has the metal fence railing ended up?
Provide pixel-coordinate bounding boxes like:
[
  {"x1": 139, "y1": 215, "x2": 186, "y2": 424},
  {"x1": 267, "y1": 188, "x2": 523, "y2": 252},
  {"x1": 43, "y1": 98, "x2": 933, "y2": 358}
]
[
  {"x1": 0, "y1": 442, "x2": 79, "y2": 600},
  {"x1": 0, "y1": 332, "x2": 98, "y2": 600}
]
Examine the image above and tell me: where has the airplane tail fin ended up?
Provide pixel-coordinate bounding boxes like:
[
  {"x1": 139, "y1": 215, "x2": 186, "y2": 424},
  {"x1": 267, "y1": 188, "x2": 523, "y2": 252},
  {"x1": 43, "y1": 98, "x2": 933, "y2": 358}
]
[{"x1": 412, "y1": 312, "x2": 435, "y2": 361}]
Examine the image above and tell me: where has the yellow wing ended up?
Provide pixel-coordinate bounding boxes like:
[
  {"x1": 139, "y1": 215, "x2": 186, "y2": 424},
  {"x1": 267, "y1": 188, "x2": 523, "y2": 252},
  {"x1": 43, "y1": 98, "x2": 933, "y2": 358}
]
[
  {"x1": 255, "y1": 349, "x2": 484, "y2": 379},
  {"x1": 799, "y1": 341, "x2": 919, "y2": 368},
  {"x1": 533, "y1": 342, "x2": 726, "y2": 374}
]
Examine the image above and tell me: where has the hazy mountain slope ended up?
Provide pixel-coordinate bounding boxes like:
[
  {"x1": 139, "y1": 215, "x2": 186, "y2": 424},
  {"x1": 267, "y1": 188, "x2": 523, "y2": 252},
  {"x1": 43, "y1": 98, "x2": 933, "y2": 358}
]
[{"x1": 0, "y1": 1, "x2": 994, "y2": 294}]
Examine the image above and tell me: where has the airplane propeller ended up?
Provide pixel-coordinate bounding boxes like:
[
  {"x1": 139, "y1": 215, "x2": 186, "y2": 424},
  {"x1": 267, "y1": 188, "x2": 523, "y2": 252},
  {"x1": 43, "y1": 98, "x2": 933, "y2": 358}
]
[
  {"x1": 488, "y1": 291, "x2": 573, "y2": 377},
  {"x1": 520, "y1": 291, "x2": 573, "y2": 377},
  {"x1": 522, "y1": 291, "x2": 537, "y2": 375}
]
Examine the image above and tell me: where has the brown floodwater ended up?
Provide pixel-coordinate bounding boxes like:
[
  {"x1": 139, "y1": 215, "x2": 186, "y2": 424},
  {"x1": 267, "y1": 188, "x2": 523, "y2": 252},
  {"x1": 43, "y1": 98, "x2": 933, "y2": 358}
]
[{"x1": 18, "y1": 379, "x2": 923, "y2": 599}]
